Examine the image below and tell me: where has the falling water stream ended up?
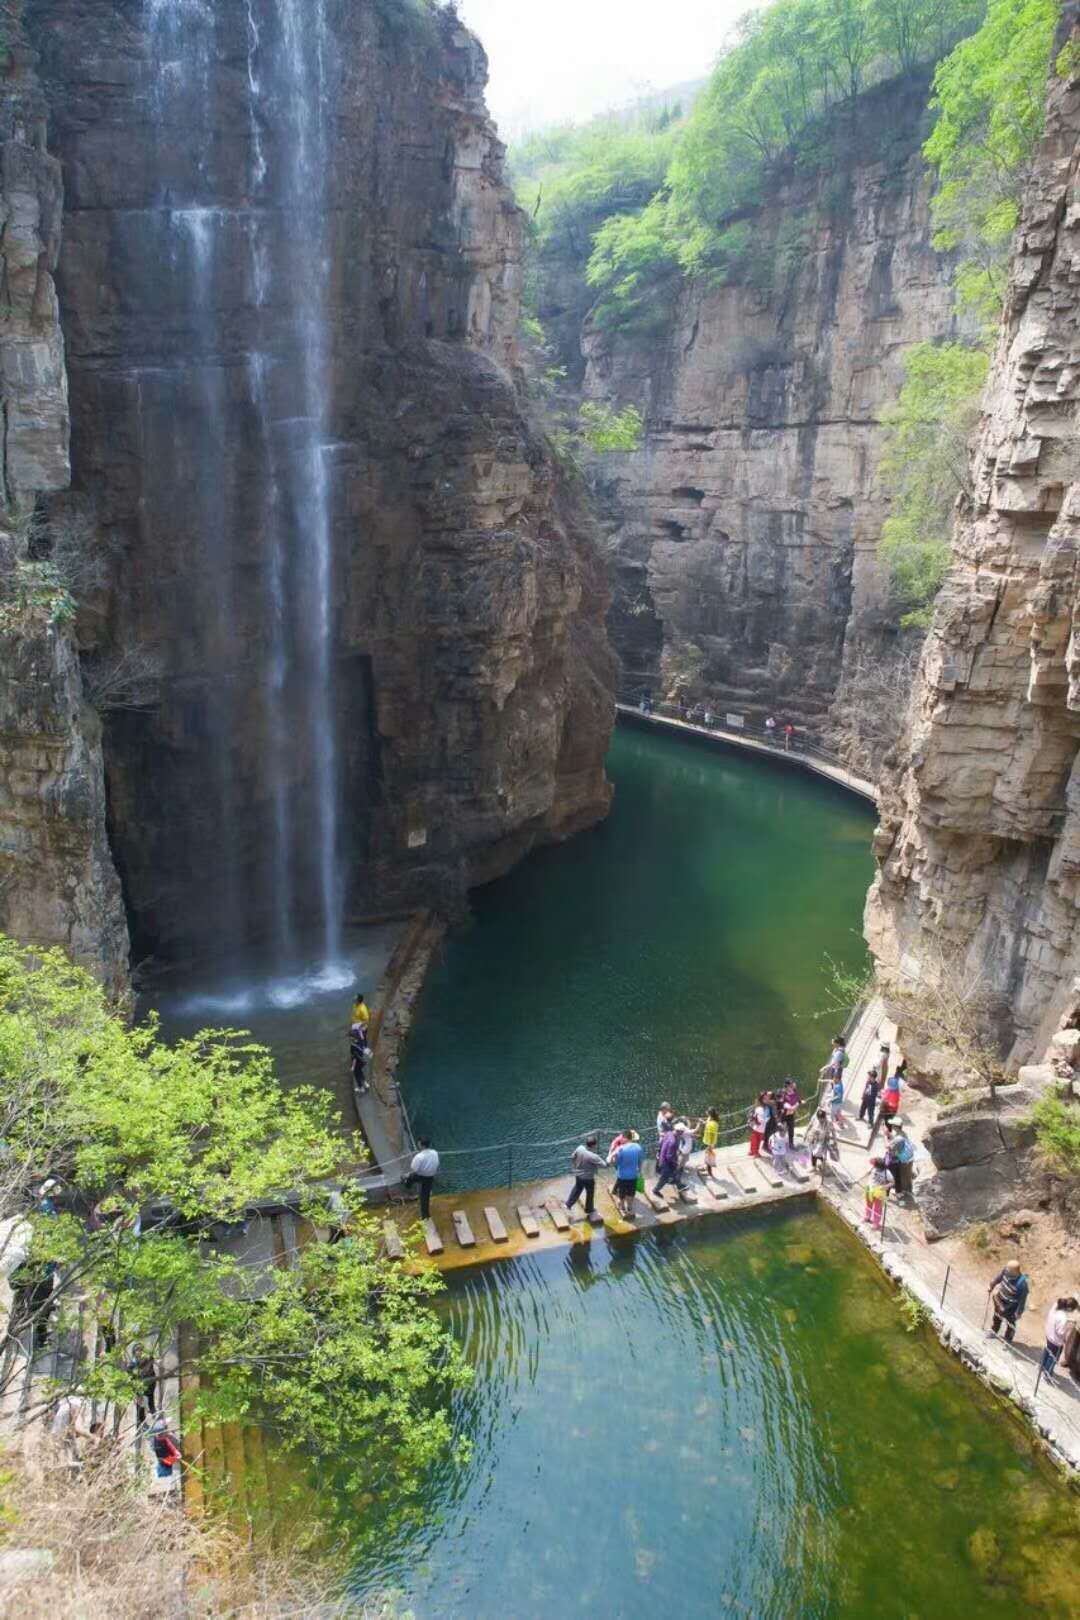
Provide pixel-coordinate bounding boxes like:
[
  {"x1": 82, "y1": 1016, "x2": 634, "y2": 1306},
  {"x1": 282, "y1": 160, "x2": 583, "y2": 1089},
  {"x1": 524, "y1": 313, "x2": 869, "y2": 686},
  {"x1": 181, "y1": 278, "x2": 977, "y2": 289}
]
[{"x1": 144, "y1": 0, "x2": 343, "y2": 979}]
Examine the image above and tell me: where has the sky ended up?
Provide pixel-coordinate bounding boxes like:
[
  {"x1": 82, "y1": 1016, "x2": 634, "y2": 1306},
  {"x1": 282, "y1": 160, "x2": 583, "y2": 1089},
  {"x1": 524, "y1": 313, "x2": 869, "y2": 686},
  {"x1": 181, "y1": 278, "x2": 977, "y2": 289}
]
[{"x1": 456, "y1": 0, "x2": 753, "y2": 138}]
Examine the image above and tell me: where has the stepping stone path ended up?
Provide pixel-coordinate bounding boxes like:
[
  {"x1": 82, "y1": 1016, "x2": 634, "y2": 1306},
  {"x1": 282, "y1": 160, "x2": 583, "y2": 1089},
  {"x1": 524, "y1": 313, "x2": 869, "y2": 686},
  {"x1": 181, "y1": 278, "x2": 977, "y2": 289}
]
[
  {"x1": 382, "y1": 1222, "x2": 404, "y2": 1260},
  {"x1": 452, "y1": 1210, "x2": 476, "y2": 1248},
  {"x1": 422, "y1": 1219, "x2": 444, "y2": 1256},
  {"x1": 517, "y1": 1205, "x2": 540, "y2": 1237},
  {"x1": 484, "y1": 1206, "x2": 509, "y2": 1243}
]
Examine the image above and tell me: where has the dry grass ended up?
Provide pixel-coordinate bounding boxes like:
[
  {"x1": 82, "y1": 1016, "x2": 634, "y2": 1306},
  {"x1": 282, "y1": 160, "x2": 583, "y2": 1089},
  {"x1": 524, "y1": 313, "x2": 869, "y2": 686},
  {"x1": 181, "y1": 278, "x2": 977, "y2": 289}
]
[{"x1": 0, "y1": 1446, "x2": 392, "y2": 1619}]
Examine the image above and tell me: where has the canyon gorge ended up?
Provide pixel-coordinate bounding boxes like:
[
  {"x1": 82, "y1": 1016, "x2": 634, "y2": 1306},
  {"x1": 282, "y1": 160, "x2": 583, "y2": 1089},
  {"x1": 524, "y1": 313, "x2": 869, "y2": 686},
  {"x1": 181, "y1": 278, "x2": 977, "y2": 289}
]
[{"x1": 0, "y1": 0, "x2": 614, "y2": 986}]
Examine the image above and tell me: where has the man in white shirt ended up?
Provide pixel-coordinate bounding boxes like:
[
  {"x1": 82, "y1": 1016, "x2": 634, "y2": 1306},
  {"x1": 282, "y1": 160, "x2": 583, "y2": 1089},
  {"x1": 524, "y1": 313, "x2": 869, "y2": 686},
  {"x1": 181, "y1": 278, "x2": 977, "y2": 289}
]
[{"x1": 409, "y1": 1139, "x2": 440, "y2": 1219}]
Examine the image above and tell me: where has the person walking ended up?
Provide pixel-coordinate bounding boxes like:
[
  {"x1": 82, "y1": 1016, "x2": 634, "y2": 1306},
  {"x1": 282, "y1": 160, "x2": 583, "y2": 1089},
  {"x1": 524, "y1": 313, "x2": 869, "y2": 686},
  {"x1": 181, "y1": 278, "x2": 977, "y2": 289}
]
[
  {"x1": 869, "y1": 1069, "x2": 904, "y2": 1144},
  {"x1": 610, "y1": 1131, "x2": 644, "y2": 1219},
  {"x1": 701, "y1": 1107, "x2": 720, "y2": 1173},
  {"x1": 805, "y1": 1108, "x2": 836, "y2": 1176},
  {"x1": 655, "y1": 1102, "x2": 675, "y2": 1141},
  {"x1": 653, "y1": 1123, "x2": 685, "y2": 1198},
  {"x1": 1041, "y1": 1296, "x2": 1079, "y2": 1380},
  {"x1": 748, "y1": 1094, "x2": 769, "y2": 1158},
  {"x1": 566, "y1": 1135, "x2": 606, "y2": 1217},
  {"x1": 408, "y1": 1138, "x2": 440, "y2": 1220},
  {"x1": 858, "y1": 1068, "x2": 880, "y2": 1129},
  {"x1": 829, "y1": 1073, "x2": 846, "y2": 1131},
  {"x1": 987, "y1": 1260, "x2": 1030, "y2": 1345},
  {"x1": 884, "y1": 1122, "x2": 916, "y2": 1203},
  {"x1": 780, "y1": 1081, "x2": 801, "y2": 1148},
  {"x1": 863, "y1": 1158, "x2": 893, "y2": 1229}
]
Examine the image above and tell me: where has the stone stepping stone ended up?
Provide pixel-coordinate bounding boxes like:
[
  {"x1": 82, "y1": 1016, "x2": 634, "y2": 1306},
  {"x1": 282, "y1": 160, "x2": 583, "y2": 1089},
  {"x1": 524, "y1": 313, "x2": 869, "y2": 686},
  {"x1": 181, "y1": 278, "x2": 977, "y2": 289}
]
[
  {"x1": 544, "y1": 1200, "x2": 572, "y2": 1232},
  {"x1": 697, "y1": 1177, "x2": 728, "y2": 1204},
  {"x1": 483, "y1": 1206, "x2": 509, "y2": 1243},
  {"x1": 585, "y1": 1209, "x2": 605, "y2": 1227},
  {"x1": 382, "y1": 1222, "x2": 404, "y2": 1260},
  {"x1": 727, "y1": 1167, "x2": 757, "y2": 1197},
  {"x1": 451, "y1": 1211, "x2": 476, "y2": 1248},
  {"x1": 517, "y1": 1206, "x2": 540, "y2": 1238},
  {"x1": 422, "y1": 1219, "x2": 444, "y2": 1256},
  {"x1": 752, "y1": 1159, "x2": 784, "y2": 1191}
]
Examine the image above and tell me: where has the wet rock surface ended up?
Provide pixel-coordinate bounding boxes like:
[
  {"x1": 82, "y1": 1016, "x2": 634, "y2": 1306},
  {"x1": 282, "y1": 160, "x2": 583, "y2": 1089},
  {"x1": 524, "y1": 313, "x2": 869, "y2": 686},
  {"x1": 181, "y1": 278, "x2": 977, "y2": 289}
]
[{"x1": 7, "y1": 0, "x2": 613, "y2": 966}]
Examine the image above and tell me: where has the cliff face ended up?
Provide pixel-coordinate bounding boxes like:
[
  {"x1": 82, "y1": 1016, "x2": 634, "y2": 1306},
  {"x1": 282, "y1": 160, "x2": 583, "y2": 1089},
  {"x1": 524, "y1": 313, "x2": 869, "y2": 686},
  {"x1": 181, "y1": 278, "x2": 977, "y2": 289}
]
[
  {"x1": 0, "y1": 21, "x2": 128, "y2": 992},
  {"x1": 11, "y1": 0, "x2": 613, "y2": 967},
  {"x1": 581, "y1": 75, "x2": 957, "y2": 725},
  {"x1": 867, "y1": 24, "x2": 1080, "y2": 1072}
]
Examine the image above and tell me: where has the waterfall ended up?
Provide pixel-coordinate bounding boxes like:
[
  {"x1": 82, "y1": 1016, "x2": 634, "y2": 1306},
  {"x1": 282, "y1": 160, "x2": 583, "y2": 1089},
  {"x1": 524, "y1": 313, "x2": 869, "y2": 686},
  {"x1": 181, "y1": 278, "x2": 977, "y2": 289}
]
[{"x1": 143, "y1": 0, "x2": 344, "y2": 977}]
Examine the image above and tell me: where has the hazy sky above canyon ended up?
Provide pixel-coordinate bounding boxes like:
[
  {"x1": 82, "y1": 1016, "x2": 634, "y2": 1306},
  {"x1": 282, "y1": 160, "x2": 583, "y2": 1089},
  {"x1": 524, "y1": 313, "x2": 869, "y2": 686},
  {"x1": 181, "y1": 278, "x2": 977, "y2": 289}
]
[{"x1": 457, "y1": 0, "x2": 753, "y2": 137}]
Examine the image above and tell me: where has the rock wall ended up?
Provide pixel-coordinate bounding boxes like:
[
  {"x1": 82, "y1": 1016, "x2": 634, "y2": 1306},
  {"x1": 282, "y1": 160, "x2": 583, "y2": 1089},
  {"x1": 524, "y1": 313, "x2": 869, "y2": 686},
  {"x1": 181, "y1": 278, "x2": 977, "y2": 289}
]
[
  {"x1": 867, "y1": 9, "x2": 1080, "y2": 1072},
  {"x1": 17, "y1": 0, "x2": 612, "y2": 964},
  {"x1": 581, "y1": 73, "x2": 957, "y2": 726},
  {"x1": 0, "y1": 15, "x2": 128, "y2": 992}
]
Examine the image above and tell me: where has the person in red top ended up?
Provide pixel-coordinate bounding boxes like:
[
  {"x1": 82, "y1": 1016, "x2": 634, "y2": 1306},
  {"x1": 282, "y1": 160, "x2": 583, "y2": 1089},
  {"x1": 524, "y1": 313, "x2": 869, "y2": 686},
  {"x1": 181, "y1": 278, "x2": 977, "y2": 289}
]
[{"x1": 784, "y1": 723, "x2": 795, "y2": 751}]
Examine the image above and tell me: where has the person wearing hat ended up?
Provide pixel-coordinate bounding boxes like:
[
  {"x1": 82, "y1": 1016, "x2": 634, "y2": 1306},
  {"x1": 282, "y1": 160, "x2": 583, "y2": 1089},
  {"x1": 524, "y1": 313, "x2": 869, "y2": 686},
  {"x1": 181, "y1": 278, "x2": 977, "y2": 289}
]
[
  {"x1": 566, "y1": 1135, "x2": 606, "y2": 1218},
  {"x1": 884, "y1": 1121, "x2": 916, "y2": 1203},
  {"x1": 987, "y1": 1260, "x2": 1030, "y2": 1344}
]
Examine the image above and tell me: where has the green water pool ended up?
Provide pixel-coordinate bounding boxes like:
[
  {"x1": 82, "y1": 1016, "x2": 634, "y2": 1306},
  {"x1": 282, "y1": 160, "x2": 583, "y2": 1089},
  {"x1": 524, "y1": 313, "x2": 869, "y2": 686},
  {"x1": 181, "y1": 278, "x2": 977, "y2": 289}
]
[
  {"x1": 355, "y1": 1205, "x2": 1079, "y2": 1619},
  {"x1": 401, "y1": 725, "x2": 875, "y2": 1186}
]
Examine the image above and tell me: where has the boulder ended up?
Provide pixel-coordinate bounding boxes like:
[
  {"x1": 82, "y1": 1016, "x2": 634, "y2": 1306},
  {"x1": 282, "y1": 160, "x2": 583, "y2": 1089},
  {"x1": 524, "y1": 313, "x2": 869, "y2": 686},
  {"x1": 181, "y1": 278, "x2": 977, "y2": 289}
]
[
  {"x1": 919, "y1": 1155, "x2": 1028, "y2": 1240},
  {"x1": 923, "y1": 1114, "x2": 1004, "y2": 1171}
]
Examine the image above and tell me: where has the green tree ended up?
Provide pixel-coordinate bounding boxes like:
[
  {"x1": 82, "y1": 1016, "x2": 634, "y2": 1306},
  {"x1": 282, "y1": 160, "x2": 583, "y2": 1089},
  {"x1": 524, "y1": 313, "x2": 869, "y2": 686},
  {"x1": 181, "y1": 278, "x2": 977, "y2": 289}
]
[
  {"x1": 878, "y1": 341, "x2": 990, "y2": 624},
  {"x1": 0, "y1": 938, "x2": 468, "y2": 1520},
  {"x1": 924, "y1": 0, "x2": 1059, "y2": 321}
]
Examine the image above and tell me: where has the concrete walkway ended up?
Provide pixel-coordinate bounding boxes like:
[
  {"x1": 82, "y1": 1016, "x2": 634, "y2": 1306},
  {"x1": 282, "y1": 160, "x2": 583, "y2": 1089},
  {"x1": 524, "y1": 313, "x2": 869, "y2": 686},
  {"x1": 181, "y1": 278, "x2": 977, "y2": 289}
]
[{"x1": 617, "y1": 704, "x2": 877, "y2": 805}]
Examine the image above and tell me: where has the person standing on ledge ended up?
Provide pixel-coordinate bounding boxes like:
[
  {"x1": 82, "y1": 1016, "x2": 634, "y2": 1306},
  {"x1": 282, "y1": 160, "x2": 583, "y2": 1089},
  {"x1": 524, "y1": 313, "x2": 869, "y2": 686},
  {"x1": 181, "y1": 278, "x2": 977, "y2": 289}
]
[
  {"x1": 858, "y1": 1067, "x2": 880, "y2": 1131},
  {"x1": 653, "y1": 1120, "x2": 685, "y2": 1197},
  {"x1": 1042, "y1": 1296, "x2": 1079, "y2": 1379},
  {"x1": 351, "y1": 991, "x2": 370, "y2": 1031},
  {"x1": 408, "y1": 1138, "x2": 440, "y2": 1220},
  {"x1": 748, "y1": 1094, "x2": 769, "y2": 1158},
  {"x1": 987, "y1": 1260, "x2": 1029, "y2": 1345},
  {"x1": 566, "y1": 1135, "x2": 606, "y2": 1218},
  {"x1": 701, "y1": 1107, "x2": 720, "y2": 1174},
  {"x1": 610, "y1": 1131, "x2": 644, "y2": 1220}
]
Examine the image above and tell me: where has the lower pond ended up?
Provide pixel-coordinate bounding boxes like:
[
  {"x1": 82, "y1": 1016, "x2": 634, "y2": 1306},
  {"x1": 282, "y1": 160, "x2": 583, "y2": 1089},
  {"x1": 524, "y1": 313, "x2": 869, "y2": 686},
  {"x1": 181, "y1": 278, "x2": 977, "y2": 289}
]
[
  {"x1": 402, "y1": 725, "x2": 875, "y2": 1186},
  {"x1": 356, "y1": 1204, "x2": 1079, "y2": 1620}
]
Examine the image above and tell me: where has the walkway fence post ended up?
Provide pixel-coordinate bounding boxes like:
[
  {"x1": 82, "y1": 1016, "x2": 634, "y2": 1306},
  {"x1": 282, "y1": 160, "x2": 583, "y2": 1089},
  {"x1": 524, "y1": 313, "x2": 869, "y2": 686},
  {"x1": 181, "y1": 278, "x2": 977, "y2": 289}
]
[
  {"x1": 507, "y1": 1145, "x2": 513, "y2": 1190},
  {"x1": 940, "y1": 1265, "x2": 951, "y2": 1309},
  {"x1": 879, "y1": 1201, "x2": 888, "y2": 1246},
  {"x1": 1034, "y1": 1360, "x2": 1045, "y2": 1400}
]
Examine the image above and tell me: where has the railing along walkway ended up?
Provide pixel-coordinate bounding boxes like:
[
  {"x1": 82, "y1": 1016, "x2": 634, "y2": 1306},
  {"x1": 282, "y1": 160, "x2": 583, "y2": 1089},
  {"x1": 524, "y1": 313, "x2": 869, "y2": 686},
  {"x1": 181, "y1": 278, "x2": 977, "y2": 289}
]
[{"x1": 616, "y1": 704, "x2": 877, "y2": 805}]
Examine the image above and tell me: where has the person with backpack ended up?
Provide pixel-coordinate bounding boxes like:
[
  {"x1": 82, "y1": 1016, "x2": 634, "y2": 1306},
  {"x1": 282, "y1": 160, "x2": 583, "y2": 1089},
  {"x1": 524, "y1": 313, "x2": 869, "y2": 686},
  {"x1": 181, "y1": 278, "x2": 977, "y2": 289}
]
[
  {"x1": 407, "y1": 1139, "x2": 440, "y2": 1220},
  {"x1": 869, "y1": 1069, "x2": 904, "y2": 1144},
  {"x1": 565, "y1": 1135, "x2": 606, "y2": 1218},
  {"x1": 610, "y1": 1130, "x2": 644, "y2": 1219},
  {"x1": 987, "y1": 1260, "x2": 1029, "y2": 1345},
  {"x1": 884, "y1": 1122, "x2": 916, "y2": 1203},
  {"x1": 150, "y1": 1415, "x2": 182, "y2": 1479}
]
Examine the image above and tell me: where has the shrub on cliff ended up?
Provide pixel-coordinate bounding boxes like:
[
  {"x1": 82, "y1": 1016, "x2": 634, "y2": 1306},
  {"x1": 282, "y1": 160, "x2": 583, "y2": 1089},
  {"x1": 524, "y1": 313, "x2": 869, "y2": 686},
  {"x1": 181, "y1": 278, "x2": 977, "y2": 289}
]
[
  {"x1": 0, "y1": 937, "x2": 468, "y2": 1521},
  {"x1": 924, "y1": 0, "x2": 1060, "y2": 323},
  {"x1": 878, "y1": 340, "x2": 990, "y2": 625},
  {"x1": 1030, "y1": 1093, "x2": 1080, "y2": 1175}
]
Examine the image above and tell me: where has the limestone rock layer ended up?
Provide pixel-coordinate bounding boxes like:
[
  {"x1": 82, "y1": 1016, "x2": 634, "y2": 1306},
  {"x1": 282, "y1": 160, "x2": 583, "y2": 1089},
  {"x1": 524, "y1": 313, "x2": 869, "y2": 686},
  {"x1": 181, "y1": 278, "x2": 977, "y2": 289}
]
[
  {"x1": 580, "y1": 74, "x2": 957, "y2": 724},
  {"x1": 868, "y1": 15, "x2": 1080, "y2": 1068}
]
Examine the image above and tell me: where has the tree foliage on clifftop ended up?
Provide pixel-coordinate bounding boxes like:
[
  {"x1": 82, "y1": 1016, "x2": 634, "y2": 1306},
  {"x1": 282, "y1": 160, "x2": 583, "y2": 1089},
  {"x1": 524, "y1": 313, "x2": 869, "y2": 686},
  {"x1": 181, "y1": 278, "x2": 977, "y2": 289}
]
[
  {"x1": 513, "y1": 0, "x2": 984, "y2": 335},
  {"x1": 924, "y1": 0, "x2": 1059, "y2": 322}
]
